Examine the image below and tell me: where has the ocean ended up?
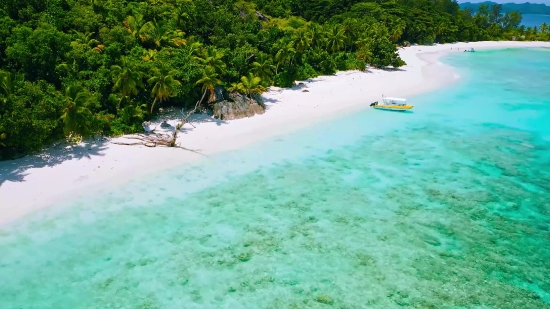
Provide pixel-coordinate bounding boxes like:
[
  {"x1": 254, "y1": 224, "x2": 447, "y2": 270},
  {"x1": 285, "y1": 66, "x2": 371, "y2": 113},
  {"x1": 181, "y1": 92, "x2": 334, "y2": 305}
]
[
  {"x1": 1, "y1": 48, "x2": 549, "y2": 308},
  {"x1": 522, "y1": 14, "x2": 550, "y2": 28}
]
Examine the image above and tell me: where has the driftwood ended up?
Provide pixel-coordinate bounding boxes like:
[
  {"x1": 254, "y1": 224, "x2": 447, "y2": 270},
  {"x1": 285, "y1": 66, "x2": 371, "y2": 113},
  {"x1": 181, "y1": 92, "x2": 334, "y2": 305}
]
[
  {"x1": 112, "y1": 133, "x2": 173, "y2": 147},
  {"x1": 112, "y1": 92, "x2": 206, "y2": 155}
]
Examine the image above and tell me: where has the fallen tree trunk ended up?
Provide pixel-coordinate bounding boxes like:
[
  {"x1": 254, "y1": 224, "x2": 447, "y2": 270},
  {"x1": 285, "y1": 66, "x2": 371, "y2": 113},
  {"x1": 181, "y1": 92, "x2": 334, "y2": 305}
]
[
  {"x1": 112, "y1": 91, "x2": 206, "y2": 154},
  {"x1": 111, "y1": 133, "x2": 173, "y2": 147}
]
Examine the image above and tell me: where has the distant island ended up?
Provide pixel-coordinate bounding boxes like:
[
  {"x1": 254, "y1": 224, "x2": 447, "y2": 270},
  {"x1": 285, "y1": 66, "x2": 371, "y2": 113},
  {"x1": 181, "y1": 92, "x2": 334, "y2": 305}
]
[{"x1": 459, "y1": 2, "x2": 550, "y2": 14}]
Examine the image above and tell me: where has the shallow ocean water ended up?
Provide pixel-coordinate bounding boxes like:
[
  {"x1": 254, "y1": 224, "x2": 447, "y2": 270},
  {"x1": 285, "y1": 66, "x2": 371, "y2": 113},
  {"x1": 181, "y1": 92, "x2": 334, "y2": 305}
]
[{"x1": 1, "y1": 48, "x2": 550, "y2": 309}]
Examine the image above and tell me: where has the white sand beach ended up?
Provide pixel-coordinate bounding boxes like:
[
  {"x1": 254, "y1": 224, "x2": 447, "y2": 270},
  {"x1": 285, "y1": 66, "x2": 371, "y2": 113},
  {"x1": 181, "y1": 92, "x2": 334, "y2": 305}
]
[{"x1": 1, "y1": 41, "x2": 549, "y2": 225}]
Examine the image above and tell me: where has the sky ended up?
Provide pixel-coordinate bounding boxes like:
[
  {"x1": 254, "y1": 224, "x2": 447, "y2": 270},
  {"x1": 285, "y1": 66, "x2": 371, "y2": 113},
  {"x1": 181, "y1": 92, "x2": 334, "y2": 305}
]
[{"x1": 456, "y1": 0, "x2": 550, "y2": 5}]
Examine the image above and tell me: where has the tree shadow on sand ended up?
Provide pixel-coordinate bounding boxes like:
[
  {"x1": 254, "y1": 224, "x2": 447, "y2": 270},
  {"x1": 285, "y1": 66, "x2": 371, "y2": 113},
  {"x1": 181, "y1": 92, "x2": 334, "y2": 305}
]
[
  {"x1": 378, "y1": 67, "x2": 405, "y2": 72},
  {"x1": 0, "y1": 140, "x2": 108, "y2": 187},
  {"x1": 188, "y1": 113, "x2": 227, "y2": 126},
  {"x1": 262, "y1": 97, "x2": 280, "y2": 104}
]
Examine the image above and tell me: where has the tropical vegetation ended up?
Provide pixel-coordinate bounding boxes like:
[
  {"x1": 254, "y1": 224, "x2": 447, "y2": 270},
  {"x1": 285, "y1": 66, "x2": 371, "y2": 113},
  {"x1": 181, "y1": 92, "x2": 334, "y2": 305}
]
[{"x1": 0, "y1": 0, "x2": 547, "y2": 159}]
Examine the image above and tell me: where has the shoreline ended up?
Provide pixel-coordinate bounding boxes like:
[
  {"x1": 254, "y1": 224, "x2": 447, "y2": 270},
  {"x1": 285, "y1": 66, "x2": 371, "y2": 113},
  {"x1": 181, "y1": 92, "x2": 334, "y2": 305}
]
[{"x1": 1, "y1": 41, "x2": 549, "y2": 226}]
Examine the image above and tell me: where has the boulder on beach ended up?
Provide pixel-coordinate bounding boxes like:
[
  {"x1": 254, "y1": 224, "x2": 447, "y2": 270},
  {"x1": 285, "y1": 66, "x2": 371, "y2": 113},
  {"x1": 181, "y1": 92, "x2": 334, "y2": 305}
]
[{"x1": 211, "y1": 86, "x2": 265, "y2": 120}]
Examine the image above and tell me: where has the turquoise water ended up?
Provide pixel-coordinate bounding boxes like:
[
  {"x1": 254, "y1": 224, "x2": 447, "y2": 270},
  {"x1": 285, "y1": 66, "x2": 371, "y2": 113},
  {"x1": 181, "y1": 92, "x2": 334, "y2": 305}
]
[{"x1": 1, "y1": 48, "x2": 550, "y2": 308}]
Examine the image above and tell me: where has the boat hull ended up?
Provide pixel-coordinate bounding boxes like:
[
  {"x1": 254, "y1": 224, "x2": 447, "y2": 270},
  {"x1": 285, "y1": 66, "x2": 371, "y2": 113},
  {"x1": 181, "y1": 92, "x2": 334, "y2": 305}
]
[{"x1": 373, "y1": 105, "x2": 414, "y2": 111}]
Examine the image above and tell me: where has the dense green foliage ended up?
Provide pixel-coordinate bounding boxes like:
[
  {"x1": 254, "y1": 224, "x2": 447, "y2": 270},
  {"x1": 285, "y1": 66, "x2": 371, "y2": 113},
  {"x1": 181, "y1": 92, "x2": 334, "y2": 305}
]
[
  {"x1": 460, "y1": 2, "x2": 550, "y2": 15},
  {"x1": 0, "y1": 0, "x2": 545, "y2": 159}
]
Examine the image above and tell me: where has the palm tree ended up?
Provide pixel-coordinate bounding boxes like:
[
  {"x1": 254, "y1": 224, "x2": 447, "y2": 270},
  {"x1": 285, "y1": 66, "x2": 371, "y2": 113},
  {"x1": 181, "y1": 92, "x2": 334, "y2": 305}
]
[
  {"x1": 70, "y1": 30, "x2": 101, "y2": 51},
  {"x1": 0, "y1": 70, "x2": 13, "y2": 103},
  {"x1": 434, "y1": 22, "x2": 446, "y2": 42},
  {"x1": 141, "y1": 49, "x2": 158, "y2": 62},
  {"x1": 187, "y1": 40, "x2": 204, "y2": 57},
  {"x1": 140, "y1": 19, "x2": 186, "y2": 49},
  {"x1": 389, "y1": 18, "x2": 406, "y2": 43},
  {"x1": 251, "y1": 54, "x2": 275, "y2": 82},
  {"x1": 342, "y1": 19, "x2": 361, "y2": 51},
  {"x1": 71, "y1": 30, "x2": 100, "y2": 48},
  {"x1": 325, "y1": 25, "x2": 345, "y2": 53},
  {"x1": 195, "y1": 66, "x2": 222, "y2": 106},
  {"x1": 306, "y1": 23, "x2": 325, "y2": 48},
  {"x1": 236, "y1": 73, "x2": 266, "y2": 100},
  {"x1": 292, "y1": 29, "x2": 312, "y2": 53},
  {"x1": 355, "y1": 35, "x2": 372, "y2": 49},
  {"x1": 60, "y1": 85, "x2": 95, "y2": 136},
  {"x1": 147, "y1": 68, "x2": 181, "y2": 114},
  {"x1": 55, "y1": 60, "x2": 81, "y2": 81},
  {"x1": 275, "y1": 43, "x2": 296, "y2": 74},
  {"x1": 193, "y1": 46, "x2": 226, "y2": 75},
  {"x1": 123, "y1": 13, "x2": 146, "y2": 40},
  {"x1": 540, "y1": 23, "x2": 550, "y2": 40},
  {"x1": 356, "y1": 45, "x2": 373, "y2": 64},
  {"x1": 111, "y1": 57, "x2": 144, "y2": 107}
]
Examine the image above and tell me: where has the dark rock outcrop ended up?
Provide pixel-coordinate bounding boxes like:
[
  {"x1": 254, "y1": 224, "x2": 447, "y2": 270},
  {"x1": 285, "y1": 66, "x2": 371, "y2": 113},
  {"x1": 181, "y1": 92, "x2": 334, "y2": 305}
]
[
  {"x1": 212, "y1": 85, "x2": 229, "y2": 102},
  {"x1": 211, "y1": 91, "x2": 265, "y2": 120}
]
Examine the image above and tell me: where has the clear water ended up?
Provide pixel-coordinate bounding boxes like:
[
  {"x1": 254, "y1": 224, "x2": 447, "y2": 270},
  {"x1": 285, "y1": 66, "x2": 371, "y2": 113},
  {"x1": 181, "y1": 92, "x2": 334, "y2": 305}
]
[{"x1": 1, "y1": 48, "x2": 550, "y2": 309}]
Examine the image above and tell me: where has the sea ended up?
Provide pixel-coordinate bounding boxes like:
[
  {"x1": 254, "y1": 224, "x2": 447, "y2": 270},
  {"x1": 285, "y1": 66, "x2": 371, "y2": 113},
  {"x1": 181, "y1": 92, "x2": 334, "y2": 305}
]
[
  {"x1": 522, "y1": 14, "x2": 550, "y2": 28},
  {"x1": 1, "y1": 48, "x2": 549, "y2": 308}
]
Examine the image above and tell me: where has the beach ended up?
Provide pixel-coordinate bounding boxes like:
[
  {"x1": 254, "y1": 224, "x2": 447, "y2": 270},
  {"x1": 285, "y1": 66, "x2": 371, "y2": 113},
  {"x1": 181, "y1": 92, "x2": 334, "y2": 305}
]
[
  {"x1": 1, "y1": 40, "x2": 549, "y2": 225},
  {"x1": 1, "y1": 42, "x2": 550, "y2": 308}
]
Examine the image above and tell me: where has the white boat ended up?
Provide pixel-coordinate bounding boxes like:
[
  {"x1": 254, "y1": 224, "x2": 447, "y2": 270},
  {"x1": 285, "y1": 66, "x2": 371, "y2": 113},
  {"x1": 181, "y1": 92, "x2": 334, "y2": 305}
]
[{"x1": 370, "y1": 96, "x2": 413, "y2": 111}]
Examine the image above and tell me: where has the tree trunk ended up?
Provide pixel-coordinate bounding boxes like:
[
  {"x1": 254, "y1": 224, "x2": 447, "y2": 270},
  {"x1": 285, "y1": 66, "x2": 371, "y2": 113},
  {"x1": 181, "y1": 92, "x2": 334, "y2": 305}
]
[
  {"x1": 118, "y1": 96, "x2": 124, "y2": 109},
  {"x1": 150, "y1": 97, "x2": 158, "y2": 114},
  {"x1": 198, "y1": 87, "x2": 208, "y2": 108},
  {"x1": 169, "y1": 89, "x2": 207, "y2": 146}
]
